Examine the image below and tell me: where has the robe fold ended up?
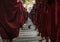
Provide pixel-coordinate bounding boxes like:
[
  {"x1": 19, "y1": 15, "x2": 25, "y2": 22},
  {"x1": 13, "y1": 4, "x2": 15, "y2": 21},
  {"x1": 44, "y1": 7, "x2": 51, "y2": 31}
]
[
  {"x1": 47, "y1": 1, "x2": 57, "y2": 42},
  {"x1": 0, "y1": 0, "x2": 26, "y2": 39},
  {"x1": 19, "y1": 2, "x2": 28, "y2": 26},
  {"x1": 30, "y1": 0, "x2": 60, "y2": 42},
  {"x1": 56, "y1": 0, "x2": 60, "y2": 42},
  {"x1": 29, "y1": 0, "x2": 47, "y2": 37}
]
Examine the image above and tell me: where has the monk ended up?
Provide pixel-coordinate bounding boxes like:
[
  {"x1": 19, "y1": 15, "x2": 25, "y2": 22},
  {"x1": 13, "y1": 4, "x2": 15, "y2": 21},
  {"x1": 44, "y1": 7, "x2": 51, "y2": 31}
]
[
  {"x1": 0, "y1": 0, "x2": 27, "y2": 42},
  {"x1": 29, "y1": 0, "x2": 58, "y2": 42},
  {"x1": 56, "y1": 0, "x2": 60, "y2": 42}
]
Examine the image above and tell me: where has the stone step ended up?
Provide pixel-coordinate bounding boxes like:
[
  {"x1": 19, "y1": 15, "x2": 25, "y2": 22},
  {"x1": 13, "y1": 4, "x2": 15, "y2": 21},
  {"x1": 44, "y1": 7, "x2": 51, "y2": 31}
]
[
  {"x1": 0, "y1": 37, "x2": 2, "y2": 42},
  {"x1": 19, "y1": 32, "x2": 38, "y2": 37},
  {"x1": 20, "y1": 29, "x2": 36, "y2": 32},
  {"x1": 20, "y1": 30, "x2": 38, "y2": 32},
  {"x1": 19, "y1": 34, "x2": 38, "y2": 37},
  {"x1": 19, "y1": 31, "x2": 38, "y2": 34},
  {"x1": 13, "y1": 40, "x2": 39, "y2": 42},
  {"x1": 13, "y1": 36, "x2": 41, "y2": 42},
  {"x1": 19, "y1": 35, "x2": 37, "y2": 36}
]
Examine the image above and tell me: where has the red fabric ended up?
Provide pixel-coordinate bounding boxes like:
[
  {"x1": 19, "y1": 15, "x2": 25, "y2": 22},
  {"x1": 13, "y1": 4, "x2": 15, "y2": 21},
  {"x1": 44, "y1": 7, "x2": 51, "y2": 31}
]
[
  {"x1": 19, "y1": 3, "x2": 25, "y2": 26},
  {"x1": 30, "y1": 0, "x2": 60, "y2": 42},
  {"x1": 19, "y1": 2, "x2": 28, "y2": 25},
  {"x1": 0, "y1": 0, "x2": 26, "y2": 39},
  {"x1": 29, "y1": 4, "x2": 36, "y2": 25},
  {"x1": 30, "y1": 0, "x2": 47, "y2": 37},
  {"x1": 47, "y1": 0, "x2": 60, "y2": 42},
  {"x1": 48, "y1": 2, "x2": 56, "y2": 42},
  {"x1": 56, "y1": 0, "x2": 60, "y2": 42},
  {"x1": 34, "y1": 0, "x2": 48, "y2": 37}
]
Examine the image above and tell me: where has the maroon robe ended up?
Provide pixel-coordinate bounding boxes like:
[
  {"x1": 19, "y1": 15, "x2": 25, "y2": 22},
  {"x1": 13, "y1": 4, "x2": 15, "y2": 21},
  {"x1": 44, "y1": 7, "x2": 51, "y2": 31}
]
[
  {"x1": 46, "y1": 0, "x2": 59, "y2": 42},
  {"x1": 56, "y1": 0, "x2": 60, "y2": 42},
  {"x1": 29, "y1": 4, "x2": 36, "y2": 25},
  {"x1": 0, "y1": 0, "x2": 26, "y2": 39},
  {"x1": 19, "y1": 2, "x2": 28, "y2": 26},
  {"x1": 30, "y1": 0, "x2": 47, "y2": 37},
  {"x1": 30, "y1": 0, "x2": 58, "y2": 42},
  {"x1": 34, "y1": 0, "x2": 48, "y2": 37}
]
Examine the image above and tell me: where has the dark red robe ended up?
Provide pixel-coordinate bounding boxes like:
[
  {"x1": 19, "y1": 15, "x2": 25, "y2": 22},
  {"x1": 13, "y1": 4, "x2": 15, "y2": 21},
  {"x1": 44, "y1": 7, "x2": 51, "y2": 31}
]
[
  {"x1": 30, "y1": 0, "x2": 58, "y2": 42},
  {"x1": 56, "y1": 0, "x2": 60, "y2": 42},
  {"x1": 29, "y1": 0, "x2": 47, "y2": 37},
  {"x1": 0, "y1": 0, "x2": 26, "y2": 39},
  {"x1": 19, "y1": 2, "x2": 28, "y2": 26},
  {"x1": 31, "y1": 0, "x2": 48, "y2": 37}
]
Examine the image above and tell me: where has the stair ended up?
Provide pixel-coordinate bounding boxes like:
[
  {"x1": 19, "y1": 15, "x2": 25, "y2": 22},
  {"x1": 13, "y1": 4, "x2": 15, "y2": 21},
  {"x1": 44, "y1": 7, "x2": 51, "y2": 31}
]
[
  {"x1": 0, "y1": 37, "x2": 2, "y2": 42},
  {"x1": 13, "y1": 29, "x2": 41, "y2": 42}
]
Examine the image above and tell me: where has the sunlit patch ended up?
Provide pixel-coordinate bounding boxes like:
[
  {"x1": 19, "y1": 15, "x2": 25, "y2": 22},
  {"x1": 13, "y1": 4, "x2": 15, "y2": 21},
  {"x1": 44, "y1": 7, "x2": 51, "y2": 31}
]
[{"x1": 22, "y1": 0, "x2": 35, "y2": 13}]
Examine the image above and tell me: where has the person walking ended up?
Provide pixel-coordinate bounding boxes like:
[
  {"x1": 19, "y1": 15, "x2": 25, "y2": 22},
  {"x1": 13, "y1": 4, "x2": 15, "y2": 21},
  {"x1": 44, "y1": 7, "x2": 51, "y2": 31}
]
[{"x1": 0, "y1": 0, "x2": 27, "y2": 42}]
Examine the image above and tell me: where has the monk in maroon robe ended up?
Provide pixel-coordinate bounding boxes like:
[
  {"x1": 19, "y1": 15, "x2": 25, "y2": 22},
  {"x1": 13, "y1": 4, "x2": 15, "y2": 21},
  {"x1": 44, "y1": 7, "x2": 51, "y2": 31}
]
[
  {"x1": 0, "y1": 0, "x2": 26, "y2": 42},
  {"x1": 19, "y1": 2, "x2": 28, "y2": 26},
  {"x1": 56, "y1": 0, "x2": 60, "y2": 42},
  {"x1": 29, "y1": 0, "x2": 48, "y2": 41},
  {"x1": 35, "y1": 0, "x2": 58, "y2": 42},
  {"x1": 30, "y1": 0, "x2": 59, "y2": 42},
  {"x1": 46, "y1": 0, "x2": 57, "y2": 42}
]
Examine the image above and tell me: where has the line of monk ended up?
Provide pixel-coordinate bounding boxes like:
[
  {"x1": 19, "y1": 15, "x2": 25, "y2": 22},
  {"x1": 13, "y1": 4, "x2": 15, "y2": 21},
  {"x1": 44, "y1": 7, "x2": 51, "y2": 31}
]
[
  {"x1": 29, "y1": 0, "x2": 60, "y2": 42},
  {"x1": 0, "y1": 0, "x2": 60, "y2": 42},
  {"x1": 0, "y1": 0, "x2": 28, "y2": 42}
]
